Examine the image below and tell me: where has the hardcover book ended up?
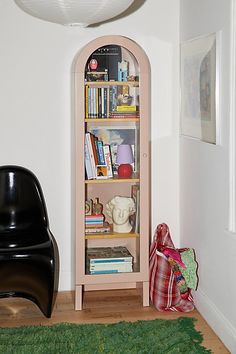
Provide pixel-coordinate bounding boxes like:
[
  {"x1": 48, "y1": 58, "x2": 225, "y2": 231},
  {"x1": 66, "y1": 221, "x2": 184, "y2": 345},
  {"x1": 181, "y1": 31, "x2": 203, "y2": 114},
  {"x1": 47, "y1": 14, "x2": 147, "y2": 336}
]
[{"x1": 86, "y1": 246, "x2": 133, "y2": 263}]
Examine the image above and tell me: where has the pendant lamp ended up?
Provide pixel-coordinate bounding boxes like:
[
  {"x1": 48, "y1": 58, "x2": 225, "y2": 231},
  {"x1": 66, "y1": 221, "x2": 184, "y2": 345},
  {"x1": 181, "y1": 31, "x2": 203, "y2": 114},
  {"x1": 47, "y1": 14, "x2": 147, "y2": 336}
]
[{"x1": 14, "y1": 0, "x2": 134, "y2": 27}]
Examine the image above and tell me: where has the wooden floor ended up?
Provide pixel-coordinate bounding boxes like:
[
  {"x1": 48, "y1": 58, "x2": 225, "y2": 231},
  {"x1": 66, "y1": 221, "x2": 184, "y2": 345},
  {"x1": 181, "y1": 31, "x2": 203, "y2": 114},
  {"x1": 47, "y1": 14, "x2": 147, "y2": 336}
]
[{"x1": 0, "y1": 290, "x2": 229, "y2": 353}]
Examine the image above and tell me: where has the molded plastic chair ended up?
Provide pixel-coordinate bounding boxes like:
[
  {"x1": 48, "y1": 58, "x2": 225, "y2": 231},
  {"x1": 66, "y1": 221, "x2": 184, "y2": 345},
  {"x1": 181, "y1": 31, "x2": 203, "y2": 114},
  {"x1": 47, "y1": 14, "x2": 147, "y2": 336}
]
[{"x1": 0, "y1": 165, "x2": 59, "y2": 318}]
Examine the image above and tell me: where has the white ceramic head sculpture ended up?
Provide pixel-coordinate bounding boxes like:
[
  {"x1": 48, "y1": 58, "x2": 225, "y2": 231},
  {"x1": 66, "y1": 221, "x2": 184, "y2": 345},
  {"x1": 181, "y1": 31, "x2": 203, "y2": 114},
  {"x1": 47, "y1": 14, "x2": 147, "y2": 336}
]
[{"x1": 106, "y1": 196, "x2": 135, "y2": 233}]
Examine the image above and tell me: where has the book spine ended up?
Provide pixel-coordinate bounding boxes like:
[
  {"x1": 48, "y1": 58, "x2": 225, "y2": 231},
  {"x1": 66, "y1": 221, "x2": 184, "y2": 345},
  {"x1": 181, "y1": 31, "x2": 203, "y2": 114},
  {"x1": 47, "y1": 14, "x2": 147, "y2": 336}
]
[
  {"x1": 85, "y1": 213, "x2": 104, "y2": 219},
  {"x1": 84, "y1": 139, "x2": 93, "y2": 180},
  {"x1": 89, "y1": 133, "x2": 99, "y2": 166},
  {"x1": 90, "y1": 268, "x2": 132, "y2": 274},
  {"x1": 101, "y1": 87, "x2": 104, "y2": 118},
  {"x1": 104, "y1": 87, "x2": 107, "y2": 118},
  {"x1": 85, "y1": 133, "x2": 96, "y2": 178},
  {"x1": 88, "y1": 87, "x2": 91, "y2": 118},
  {"x1": 109, "y1": 86, "x2": 117, "y2": 113},
  {"x1": 90, "y1": 265, "x2": 132, "y2": 272},
  {"x1": 85, "y1": 85, "x2": 89, "y2": 119},
  {"x1": 90, "y1": 263, "x2": 132, "y2": 269},
  {"x1": 103, "y1": 145, "x2": 113, "y2": 178},
  {"x1": 89, "y1": 257, "x2": 133, "y2": 264},
  {"x1": 96, "y1": 140, "x2": 106, "y2": 165}
]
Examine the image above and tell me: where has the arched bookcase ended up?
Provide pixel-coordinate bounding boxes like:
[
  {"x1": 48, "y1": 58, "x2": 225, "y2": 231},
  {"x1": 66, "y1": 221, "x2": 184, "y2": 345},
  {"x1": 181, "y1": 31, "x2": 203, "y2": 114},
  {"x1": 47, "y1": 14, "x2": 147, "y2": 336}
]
[{"x1": 73, "y1": 35, "x2": 150, "y2": 310}]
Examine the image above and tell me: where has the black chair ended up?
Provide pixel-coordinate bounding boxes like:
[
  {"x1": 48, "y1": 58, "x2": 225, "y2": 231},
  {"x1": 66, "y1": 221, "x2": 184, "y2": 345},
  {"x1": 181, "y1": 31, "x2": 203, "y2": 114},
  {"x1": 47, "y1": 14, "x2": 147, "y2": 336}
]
[{"x1": 0, "y1": 165, "x2": 59, "y2": 318}]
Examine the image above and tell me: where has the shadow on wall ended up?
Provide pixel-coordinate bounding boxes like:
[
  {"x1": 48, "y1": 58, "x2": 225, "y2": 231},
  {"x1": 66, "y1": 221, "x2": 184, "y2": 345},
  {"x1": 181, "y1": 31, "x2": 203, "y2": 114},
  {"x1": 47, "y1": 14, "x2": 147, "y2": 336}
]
[{"x1": 89, "y1": 0, "x2": 146, "y2": 27}]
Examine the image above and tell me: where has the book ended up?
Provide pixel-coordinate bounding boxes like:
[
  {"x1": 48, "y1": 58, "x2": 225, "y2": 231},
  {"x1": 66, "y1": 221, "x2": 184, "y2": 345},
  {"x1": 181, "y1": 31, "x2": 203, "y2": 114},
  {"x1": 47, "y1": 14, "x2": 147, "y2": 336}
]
[
  {"x1": 86, "y1": 246, "x2": 133, "y2": 263},
  {"x1": 95, "y1": 140, "x2": 106, "y2": 165},
  {"x1": 90, "y1": 263, "x2": 133, "y2": 274},
  {"x1": 90, "y1": 260, "x2": 132, "y2": 267},
  {"x1": 85, "y1": 133, "x2": 97, "y2": 178},
  {"x1": 116, "y1": 105, "x2": 138, "y2": 112},
  {"x1": 85, "y1": 214, "x2": 104, "y2": 223},
  {"x1": 85, "y1": 222, "x2": 111, "y2": 234},
  {"x1": 109, "y1": 112, "x2": 139, "y2": 119},
  {"x1": 84, "y1": 139, "x2": 94, "y2": 180},
  {"x1": 90, "y1": 133, "x2": 99, "y2": 166},
  {"x1": 86, "y1": 70, "x2": 108, "y2": 82},
  {"x1": 103, "y1": 145, "x2": 113, "y2": 178},
  {"x1": 90, "y1": 268, "x2": 132, "y2": 274}
]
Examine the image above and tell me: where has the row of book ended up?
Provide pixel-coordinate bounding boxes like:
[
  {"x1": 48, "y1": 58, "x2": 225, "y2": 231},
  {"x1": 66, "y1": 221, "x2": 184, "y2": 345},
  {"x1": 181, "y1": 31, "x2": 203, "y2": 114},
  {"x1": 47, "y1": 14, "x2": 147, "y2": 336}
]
[
  {"x1": 86, "y1": 246, "x2": 133, "y2": 275},
  {"x1": 85, "y1": 85, "x2": 139, "y2": 119},
  {"x1": 85, "y1": 132, "x2": 113, "y2": 180}
]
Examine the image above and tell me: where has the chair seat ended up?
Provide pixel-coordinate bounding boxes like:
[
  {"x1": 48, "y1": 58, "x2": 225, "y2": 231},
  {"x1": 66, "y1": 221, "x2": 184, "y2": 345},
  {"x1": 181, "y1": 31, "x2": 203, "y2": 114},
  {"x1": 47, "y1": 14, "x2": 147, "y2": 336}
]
[{"x1": 0, "y1": 228, "x2": 52, "y2": 249}]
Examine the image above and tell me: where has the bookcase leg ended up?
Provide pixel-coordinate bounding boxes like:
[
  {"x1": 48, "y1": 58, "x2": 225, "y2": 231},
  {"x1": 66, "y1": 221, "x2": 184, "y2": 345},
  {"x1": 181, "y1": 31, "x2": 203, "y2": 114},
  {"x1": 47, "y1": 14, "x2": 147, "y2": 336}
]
[
  {"x1": 142, "y1": 281, "x2": 149, "y2": 307},
  {"x1": 75, "y1": 285, "x2": 83, "y2": 310}
]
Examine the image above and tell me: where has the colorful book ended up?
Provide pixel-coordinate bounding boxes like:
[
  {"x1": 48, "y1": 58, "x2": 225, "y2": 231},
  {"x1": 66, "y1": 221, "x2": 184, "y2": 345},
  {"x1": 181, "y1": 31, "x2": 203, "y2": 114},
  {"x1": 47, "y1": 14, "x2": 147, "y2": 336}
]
[
  {"x1": 85, "y1": 133, "x2": 96, "y2": 178},
  {"x1": 85, "y1": 222, "x2": 111, "y2": 234},
  {"x1": 116, "y1": 105, "x2": 137, "y2": 112},
  {"x1": 84, "y1": 139, "x2": 93, "y2": 180},
  {"x1": 86, "y1": 246, "x2": 133, "y2": 263},
  {"x1": 103, "y1": 145, "x2": 113, "y2": 178},
  {"x1": 95, "y1": 140, "x2": 106, "y2": 165}
]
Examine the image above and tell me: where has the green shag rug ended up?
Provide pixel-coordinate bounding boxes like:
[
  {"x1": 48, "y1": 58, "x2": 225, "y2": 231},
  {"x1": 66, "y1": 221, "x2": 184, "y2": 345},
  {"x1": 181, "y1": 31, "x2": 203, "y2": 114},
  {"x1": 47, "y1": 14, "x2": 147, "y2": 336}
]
[{"x1": 0, "y1": 317, "x2": 211, "y2": 354}]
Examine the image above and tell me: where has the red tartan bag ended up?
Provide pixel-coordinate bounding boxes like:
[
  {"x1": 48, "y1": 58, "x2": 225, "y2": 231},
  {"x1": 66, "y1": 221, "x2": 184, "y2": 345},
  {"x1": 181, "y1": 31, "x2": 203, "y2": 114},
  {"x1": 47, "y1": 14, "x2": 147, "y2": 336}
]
[{"x1": 149, "y1": 223, "x2": 194, "y2": 312}]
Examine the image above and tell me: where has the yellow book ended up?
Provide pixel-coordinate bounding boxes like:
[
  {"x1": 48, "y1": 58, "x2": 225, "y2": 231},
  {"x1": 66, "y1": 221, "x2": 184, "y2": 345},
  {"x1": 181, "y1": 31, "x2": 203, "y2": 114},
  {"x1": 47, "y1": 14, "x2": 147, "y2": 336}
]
[
  {"x1": 85, "y1": 85, "x2": 89, "y2": 118},
  {"x1": 116, "y1": 105, "x2": 137, "y2": 112}
]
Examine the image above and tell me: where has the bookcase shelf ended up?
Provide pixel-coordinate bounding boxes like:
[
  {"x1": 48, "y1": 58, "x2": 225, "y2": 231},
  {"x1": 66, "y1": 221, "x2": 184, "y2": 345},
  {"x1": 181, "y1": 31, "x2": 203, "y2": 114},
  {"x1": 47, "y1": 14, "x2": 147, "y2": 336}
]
[
  {"x1": 85, "y1": 231, "x2": 139, "y2": 240},
  {"x1": 74, "y1": 35, "x2": 150, "y2": 310},
  {"x1": 85, "y1": 176, "x2": 140, "y2": 184},
  {"x1": 85, "y1": 118, "x2": 140, "y2": 123},
  {"x1": 84, "y1": 80, "x2": 139, "y2": 87}
]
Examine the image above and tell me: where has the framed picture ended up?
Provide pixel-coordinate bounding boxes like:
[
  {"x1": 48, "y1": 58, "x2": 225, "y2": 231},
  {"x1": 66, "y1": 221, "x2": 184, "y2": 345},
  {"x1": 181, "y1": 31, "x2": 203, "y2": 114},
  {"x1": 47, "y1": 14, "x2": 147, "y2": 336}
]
[
  {"x1": 180, "y1": 33, "x2": 220, "y2": 144},
  {"x1": 88, "y1": 126, "x2": 138, "y2": 173}
]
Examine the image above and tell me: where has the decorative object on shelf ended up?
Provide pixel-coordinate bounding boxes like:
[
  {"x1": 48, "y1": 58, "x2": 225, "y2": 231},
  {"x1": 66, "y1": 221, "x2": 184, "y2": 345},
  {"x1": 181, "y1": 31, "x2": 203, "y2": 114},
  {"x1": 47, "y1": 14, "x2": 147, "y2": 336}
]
[
  {"x1": 116, "y1": 144, "x2": 134, "y2": 178},
  {"x1": 88, "y1": 59, "x2": 98, "y2": 71},
  {"x1": 93, "y1": 197, "x2": 103, "y2": 215},
  {"x1": 14, "y1": 0, "x2": 134, "y2": 27},
  {"x1": 85, "y1": 199, "x2": 93, "y2": 215},
  {"x1": 106, "y1": 196, "x2": 135, "y2": 233},
  {"x1": 118, "y1": 60, "x2": 129, "y2": 81}
]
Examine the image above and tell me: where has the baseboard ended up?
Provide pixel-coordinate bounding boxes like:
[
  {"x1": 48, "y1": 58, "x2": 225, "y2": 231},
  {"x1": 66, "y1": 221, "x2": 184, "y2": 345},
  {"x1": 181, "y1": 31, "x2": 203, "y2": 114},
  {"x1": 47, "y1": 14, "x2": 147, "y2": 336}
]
[{"x1": 195, "y1": 289, "x2": 236, "y2": 353}]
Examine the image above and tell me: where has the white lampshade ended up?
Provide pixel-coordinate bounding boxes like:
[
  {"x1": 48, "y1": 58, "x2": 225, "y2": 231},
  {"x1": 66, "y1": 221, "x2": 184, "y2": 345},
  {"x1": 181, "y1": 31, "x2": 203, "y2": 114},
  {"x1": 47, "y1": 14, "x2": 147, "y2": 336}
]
[{"x1": 14, "y1": 0, "x2": 134, "y2": 27}]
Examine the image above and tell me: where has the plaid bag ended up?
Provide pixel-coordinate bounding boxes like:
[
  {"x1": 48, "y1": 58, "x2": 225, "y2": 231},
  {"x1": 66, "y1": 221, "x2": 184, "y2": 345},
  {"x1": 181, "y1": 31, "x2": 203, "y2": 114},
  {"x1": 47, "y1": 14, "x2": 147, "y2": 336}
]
[{"x1": 149, "y1": 223, "x2": 194, "y2": 312}]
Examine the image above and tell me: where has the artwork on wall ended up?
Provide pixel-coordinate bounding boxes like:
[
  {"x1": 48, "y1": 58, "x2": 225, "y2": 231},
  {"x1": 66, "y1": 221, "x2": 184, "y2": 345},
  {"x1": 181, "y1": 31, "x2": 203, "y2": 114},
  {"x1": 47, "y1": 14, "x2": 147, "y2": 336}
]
[{"x1": 180, "y1": 33, "x2": 220, "y2": 144}]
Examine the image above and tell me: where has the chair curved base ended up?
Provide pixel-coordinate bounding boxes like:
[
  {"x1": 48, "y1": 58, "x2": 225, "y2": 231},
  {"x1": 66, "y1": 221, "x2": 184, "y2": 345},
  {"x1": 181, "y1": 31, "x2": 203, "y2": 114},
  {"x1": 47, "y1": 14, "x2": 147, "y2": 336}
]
[{"x1": 0, "y1": 238, "x2": 59, "y2": 318}]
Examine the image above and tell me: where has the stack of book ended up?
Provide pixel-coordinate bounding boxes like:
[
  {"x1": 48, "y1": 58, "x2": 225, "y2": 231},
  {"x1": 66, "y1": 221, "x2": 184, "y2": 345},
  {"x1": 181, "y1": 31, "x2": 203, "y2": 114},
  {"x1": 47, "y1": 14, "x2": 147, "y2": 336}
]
[
  {"x1": 85, "y1": 221, "x2": 111, "y2": 234},
  {"x1": 86, "y1": 246, "x2": 133, "y2": 274},
  {"x1": 110, "y1": 105, "x2": 139, "y2": 119},
  {"x1": 85, "y1": 214, "x2": 104, "y2": 228}
]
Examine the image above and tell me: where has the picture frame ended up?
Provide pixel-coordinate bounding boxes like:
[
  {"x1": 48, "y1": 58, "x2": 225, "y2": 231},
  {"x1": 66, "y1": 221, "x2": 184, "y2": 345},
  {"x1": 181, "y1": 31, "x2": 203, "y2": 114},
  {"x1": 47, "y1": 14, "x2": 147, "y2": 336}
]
[
  {"x1": 96, "y1": 165, "x2": 108, "y2": 179},
  {"x1": 180, "y1": 33, "x2": 220, "y2": 144}
]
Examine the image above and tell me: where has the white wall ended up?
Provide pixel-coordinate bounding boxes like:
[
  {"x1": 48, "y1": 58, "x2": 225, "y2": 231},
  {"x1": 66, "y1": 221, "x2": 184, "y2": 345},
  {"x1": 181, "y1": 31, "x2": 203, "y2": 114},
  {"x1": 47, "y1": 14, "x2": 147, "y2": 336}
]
[
  {"x1": 0, "y1": 1, "x2": 179, "y2": 290},
  {"x1": 180, "y1": 0, "x2": 236, "y2": 352}
]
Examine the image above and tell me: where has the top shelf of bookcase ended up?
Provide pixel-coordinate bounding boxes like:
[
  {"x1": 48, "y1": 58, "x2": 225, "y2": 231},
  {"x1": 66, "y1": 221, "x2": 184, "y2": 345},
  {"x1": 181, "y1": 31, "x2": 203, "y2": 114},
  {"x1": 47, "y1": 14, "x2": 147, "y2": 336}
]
[
  {"x1": 85, "y1": 118, "x2": 139, "y2": 123},
  {"x1": 84, "y1": 81, "x2": 139, "y2": 87}
]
